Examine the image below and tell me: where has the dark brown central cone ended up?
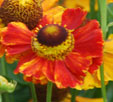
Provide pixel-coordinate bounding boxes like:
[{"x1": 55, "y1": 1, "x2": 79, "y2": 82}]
[
  {"x1": 37, "y1": 24, "x2": 68, "y2": 46},
  {"x1": 0, "y1": 0, "x2": 43, "y2": 29}
]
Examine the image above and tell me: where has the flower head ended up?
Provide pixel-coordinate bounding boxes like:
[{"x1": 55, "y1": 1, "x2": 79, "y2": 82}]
[
  {"x1": 0, "y1": 0, "x2": 43, "y2": 30},
  {"x1": 0, "y1": 0, "x2": 64, "y2": 59},
  {"x1": 2, "y1": 8, "x2": 103, "y2": 88},
  {"x1": 0, "y1": 76, "x2": 16, "y2": 93}
]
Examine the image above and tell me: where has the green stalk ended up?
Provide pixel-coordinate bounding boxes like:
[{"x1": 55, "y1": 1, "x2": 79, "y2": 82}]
[
  {"x1": 98, "y1": 0, "x2": 107, "y2": 102},
  {"x1": 1, "y1": 56, "x2": 10, "y2": 102},
  {"x1": 1, "y1": 56, "x2": 7, "y2": 76},
  {"x1": 89, "y1": 0, "x2": 95, "y2": 19},
  {"x1": 46, "y1": 81, "x2": 53, "y2": 102},
  {"x1": 98, "y1": 0, "x2": 107, "y2": 39},
  {"x1": 100, "y1": 65, "x2": 107, "y2": 102},
  {"x1": 70, "y1": 89, "x2": 79, "y2": 102},
  {"x1": 0, "y1": 94, "x2": 2, "y2": 102},
  {"x1": 29, "y1": 83, "x2": 38, "y2": 102}
]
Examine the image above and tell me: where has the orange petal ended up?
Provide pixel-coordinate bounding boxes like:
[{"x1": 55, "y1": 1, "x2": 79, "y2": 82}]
[
  {"x1": 16, "y1": 53, "x2": 45, "y2": 82},
  {"x1": 42, "y1": 0, "x2": 58, "y2": 11},
  {"x1": 3, "y1": 22, "x2": 33, "y2": 45},
  {"x1": 65, "y1": 52, "x2": 91, "y2": 79},
  {"x1": 36, "y1": 16, "x2": 51, "y2": 29},
  {"x1": 73, "y1": 20, "x2": 103, "y2": 57},
  {"x1": 3, "y1": 22, "x2": 33, "y2": 55},
  {"x1": 0, "y1": 0, "x2": 3, "y2": 6},
  {"x1": 42, "y1": 60, "x2": 55, "y2": 81},
  {"x1": 54, "y1": 60, "x2": 80, "y2": 88},
  {"x1": 14, "y1": 51, "x2": 36, "y2": 74},
  {"x1": 44, "y1": 6, "x2": 64, "y2": 23},
  {"x1": 89, "y1": 57, "x2": 102, "y2": 73},
  {"x1": 62, "y1": 8, "x2": 87, "y2": 29},
  {"x1": 21, "y1": 57, "x2": 43, "y2": 76}
]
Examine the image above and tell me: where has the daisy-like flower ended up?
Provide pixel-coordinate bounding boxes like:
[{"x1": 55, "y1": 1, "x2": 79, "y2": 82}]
[
  {"x1": 0, "y1": 0, "x2": 64, "y2": 61},
  {"x1": 2, "y1": 8, "x2": 103, "y2": 88}
]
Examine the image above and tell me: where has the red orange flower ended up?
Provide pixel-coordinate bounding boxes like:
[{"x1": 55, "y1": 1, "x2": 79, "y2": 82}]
[
  {"x1": 0, "y1": 0, "x2": 64, "y2": 62},
  {"x1": 2, "y1": 8, "x2": 103, "y2": 88}
]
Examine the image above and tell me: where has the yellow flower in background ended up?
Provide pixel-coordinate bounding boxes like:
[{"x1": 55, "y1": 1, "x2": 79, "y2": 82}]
[
  {"x1": 98, "y1": 34, "x2": 113, "y2": 81},
  {"x1": 75, "y1": 34, "x2": 113, "y2": 90},
  {"x1": 63, "y1": 0, "x2": 94, "y2": 11},
  {"x1": 63, "y1": 0, "x2": 113, "y2": 11},
  {"x1": 42, "y1": 0, "x2": 64, "y2": 23},
  {"x1": 0, "y1": 76, "x2": 16, "y2": 93},
  {"x1": 108, "y1": 0, "x2": 113, "y2": 3},
  {"x1": 61, "y1": 94, "x2": 103, "y2": 102}
]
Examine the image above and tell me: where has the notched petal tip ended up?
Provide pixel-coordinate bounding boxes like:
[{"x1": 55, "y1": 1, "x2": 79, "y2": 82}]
[{"x1": 62, "y1": 8, "x2": 87, "y2": 29}]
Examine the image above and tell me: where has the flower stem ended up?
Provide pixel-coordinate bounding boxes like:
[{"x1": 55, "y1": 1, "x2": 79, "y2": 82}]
[
  {"x1": 29, "y1": 83, "x2": 38, "y2": 102},
  {"x1": 100, "y1": 65, "x2": 107, "y2": 102},
  {"x1": 46, "y1": 81, "x2": 53, "y2": 102},
  {"x1": 98, "y1": 0, "x2": 107, "y2": 102},
  {"x1": 70, "y1": 89, "x2": 79, "y2": 102},
  {"x1": 0, "y1": 94, "x2": 2, "y2": 102},
  {"x1": 1, "y1": 56, "x2": 7, "y2": 76},
  {"x1": 98, "y1": 0, "x2": 107, "y2": 39},
  {"x1": 89, "y1": 0, "x2": 95, "y2": 19}
]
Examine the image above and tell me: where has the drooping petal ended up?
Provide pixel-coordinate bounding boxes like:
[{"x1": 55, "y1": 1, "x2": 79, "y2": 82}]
[
  {"x1": 42, "y1": 60, "x2": 55, "y2": 81},
  {"x1": 3, "y1": 22, "x2": 33, "y2": 55},
  {"x1": 73, "y1": 20, "x2": 103, "y2": 57},
  {"x1": 21, "y1": 57, "x2": 43, "y2": 76},
  {"x1": 14, "y1": 51, "x2": 37, "y2": 74},
  {"x1": 23, "y1": 75, "x2": 48, "y2": 85},
  {"x1": 54, "y1": 60, "x2": 81, "y2": 88},
  {"x1": 3, "y1": 22, "x2": 34, "y2": 45},
  {"x1": 61, "y1": 8, "x2": 87, "y2": 29},
  {"x1": 6, "y1": 44, "x2": 32, "y2": 55},
  {"x1": 65, "y1": 52, "x2": 91, "y2": 79}
]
